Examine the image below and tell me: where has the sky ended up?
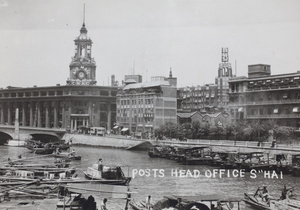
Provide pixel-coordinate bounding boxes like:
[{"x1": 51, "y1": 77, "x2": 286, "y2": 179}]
[{"x1": 0, "y1": 0, "x2": 300, "y2": 88}]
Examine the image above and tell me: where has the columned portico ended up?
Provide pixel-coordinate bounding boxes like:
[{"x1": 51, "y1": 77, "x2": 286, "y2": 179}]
[
  {"x1": 29, "y1": 102, "x2": 33, "y2": 127},
  {"x1": 0, "y1": 103, "x2": 4, "y2": 124},
  {"x1": 45, "y1": 102, "x2": 50, "y2": 128},
  {"x1": 7, "y1": 102, "x2": 11, "y2": 125},
  {"x1": 22, "y1": 102, "x2": 26, "y2": 126},
  {"x1": 71, "y1": 114, "x2": 89, "y2": 131},
  {"x1": 53, "y1": 102, "x2": 58, "y2": 128},
  {"x1": 107, "y1": 102, "x2": 111, "y2": 131},
  {"x1": 37, "y1": 102, "x2": 42, "y2": 128}
]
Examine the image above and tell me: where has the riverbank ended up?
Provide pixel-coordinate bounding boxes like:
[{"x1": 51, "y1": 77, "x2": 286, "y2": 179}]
[
  {"x1": 63, "y1": 133, "x2": 300, "y2": 154},
  {"x1": 63, "y1": 133, "x2": 150, "y2": 149}
]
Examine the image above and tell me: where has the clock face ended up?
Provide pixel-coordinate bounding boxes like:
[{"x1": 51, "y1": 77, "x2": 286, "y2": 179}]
[{"x1": 77, "y1": 71, "x2": 86, "y2": 80}]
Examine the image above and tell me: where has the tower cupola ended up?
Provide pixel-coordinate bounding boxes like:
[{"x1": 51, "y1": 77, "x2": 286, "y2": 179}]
[{"x1": 66, "y1": 8, "x2": 97, "y2": 86}]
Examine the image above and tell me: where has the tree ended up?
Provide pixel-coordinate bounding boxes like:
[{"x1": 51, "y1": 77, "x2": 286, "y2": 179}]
[
  {"x1": 210, "y1": 126, "x2": 225, "y2": 140},
  {"x1": 273, "y1": 125, "x2": 294, "y2": 142}
]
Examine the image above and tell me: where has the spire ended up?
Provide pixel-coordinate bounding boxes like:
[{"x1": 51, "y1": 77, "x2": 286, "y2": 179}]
[
  {"x1": 80, "y1": 4, "x2": 87, "y2": 34},
  {"x1": 169, "y1": 67, "x2": 173, "y2": 78},
  {"x1": 83, "y1": 3, "x2": 85, "y2": 27}
]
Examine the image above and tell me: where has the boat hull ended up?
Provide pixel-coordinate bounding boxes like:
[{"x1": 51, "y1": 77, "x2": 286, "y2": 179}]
[
  {"x1": 183, "y1": 158, "x2": 213, "y2": 165},
  {"x1": 83, "y1": 171, "x2": 131, "y2": 185},
  {"x1": 53, "y1": 153, "x2": 81, "y2": 160},
  {"x1": 34, "y1": 148, "x2": 55, "y2": 154},
  {"x1": 5, "y1": 139, "x2": 26, "y2": 147},
  {"x1": 244, "y1": 193, "x2": 272, "y2": 210}
]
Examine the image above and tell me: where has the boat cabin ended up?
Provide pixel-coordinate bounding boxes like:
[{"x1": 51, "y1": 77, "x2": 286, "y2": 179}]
[
  {"x1": 182, "y1": 146, "x2": 213, "y2": 165},
  {"x1": 152, "y1": 194, "x2": 241, "y2": 210},
  {"x1": 292, "y1": 154, "x2": 300, "y2": 176},
  {"x1": 6, "y1": 170, "x2": 35, "y2": 179},
  {"x1": 148, "y1": 146, "x2": 163, "y2": 158},
  {"x1": 184, "y1": 147, "x2": 211, "y2": 157},
  {"x1": 86, "y1": 164, "x2": 127, "y2": 180},
  {"x1": 237, "y1": 152, "x2": 269, "y2": 164}
]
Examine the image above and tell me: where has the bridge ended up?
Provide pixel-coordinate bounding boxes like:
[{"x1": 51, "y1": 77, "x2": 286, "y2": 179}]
[{"x1": 0, "y1": 125, "x2": 66, "y2": 144}]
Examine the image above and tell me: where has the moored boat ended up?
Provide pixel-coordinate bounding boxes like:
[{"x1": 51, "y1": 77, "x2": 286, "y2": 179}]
[
  {"x1": 130, "y1": 194, "x2": 242, "y2": 210},
  {"x1": 148, "y1": 146, "x2": 163, "y2": 158},
  {"x1": 83, "y1": 160, "x2": 131, "y2": 186},
  {"x1": 181, "y1": 146, "x2": 213, "y2": 165},
  {"x1": 53, "y1": 150, "x2": 81, "y2": 160},
  {"x1": 292, "y1": 154, "x2": 300, "y2": 176},
  {"x1": 244, "y1": 191, "x2": 273, "y2": 210},
  {"x1": 4, "y1": 139, "x2": 26, "y2": 147},
  {"x1": 235, "y1": 152, "x2": 272, "y2": 172},
  {"x1": 243, "y1": 185, "x2": 300, "y2": 210}
]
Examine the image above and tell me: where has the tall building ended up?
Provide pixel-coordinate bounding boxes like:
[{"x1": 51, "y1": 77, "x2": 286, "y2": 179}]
[
  {"x1": 228, "y1": 64, "x2": 300, "y2": 129},
  {"x1": 177, "y1": 47, "x2": 233, "y2": 114},
  {"x1": 116, "y1": 71, "x2": 177, "y2": 137},
  {"x1": 215, "y1": 47, "x2": 233, "y2": 111},
  {"x1": 177, "y1": 84, "x2": 218, "y2": 113},
  {"x1": 0, "y1": 21, "x2": 117, "y2": 132},
  {"x1": 67, "y1": 22, "x2": 97, "y2": 86}
]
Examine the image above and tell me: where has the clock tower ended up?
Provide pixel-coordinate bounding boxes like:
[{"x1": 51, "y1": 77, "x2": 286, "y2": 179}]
[
  {"x1": 216, "y1": 47, "x2": 233, "y2": 111},
  {"x1": 67, "y1": 21, "x2": 97, "y2": 85}
]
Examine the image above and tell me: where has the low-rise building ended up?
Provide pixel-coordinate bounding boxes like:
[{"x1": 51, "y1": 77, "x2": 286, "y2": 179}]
[
  {"x1": 116, "y1": 71, "x2": 177, "y2": 137},
  {"x1": 0, "y1": 21, "x2": 117, "y2": 132},
  {"x1": 177, "y1": 111, "x2": 229, "y2": 127},
  {"x1": 228, "y1": 64, "x2": 300, "y2": 129}
]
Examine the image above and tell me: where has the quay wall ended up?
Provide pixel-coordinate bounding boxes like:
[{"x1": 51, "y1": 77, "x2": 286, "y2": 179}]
[
  {"x1": 153, "y1": 139, "x2": 300, "y2": 155},
  {"x1": 63, "y1": 133, "x2": 300, "y2": 154},
  {"x1": 63, "y1": 133, "x2": 149, "y2": 149}
]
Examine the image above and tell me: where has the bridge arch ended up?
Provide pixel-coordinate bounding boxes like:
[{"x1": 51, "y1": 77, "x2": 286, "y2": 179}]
[{"x1": 0, "y1": 131, "x2": 13, "y2": 145}]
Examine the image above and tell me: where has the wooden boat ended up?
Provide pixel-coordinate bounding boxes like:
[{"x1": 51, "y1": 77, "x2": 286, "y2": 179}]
[
  {"x1": 56, "y1": 193, "x2": 88, "y2": 209},
  {"x1": 148, "y1": 146, "x2": 163, "y2": 158},
  {"x1": 4, "y1": 161, "x2": 70, "y2": 169},
  {"x1": 244, "y1": 193, "x2": 272, "y2": 210},
  {"x1": 33, "y1": 147, "x2": 55, "y2": 155},
  {"x1": 181, "y1": 147, "x2": 213, "y2": 165},
  {"x1": 210, "y1": 151, "x2": 238, "y2": 168},
  {"x1": 130, "y1": 194, "x2": 241, "y2": 210},
  {"x1": 273, "y1": 198, "x2": 300, "y2": 210},
  {"x1": 130, "y1": 199, "x2": 155, "y2": 210},
  {"x1": 26, "y1": 140, "x2": 56, "y2": 154},
  {"x1": 243, "y1": 190, "x2": 299, "y2": 210},
  {"x1": 83, "y1": 162, "x2": 131, "y2": 186},
  {"x1": 292, "y1": 154, "x2": 300, "y2": 176},
  {"x1": 0, "y1": 167, "x2": 76, "y2": 181},
  {"x1": 235, "y1": 152, "x2": 272, "y2": 172},
  {"x1": 269, "y1": 154, "x2": 292, "y2": 174},
  {"x1": 53, "y1": 150, "x2": 81, "y2": 160},
  {"x1": 5, "y1": 139, "x2": 26, "y2": 147},
  {"x1": 52, "y1": 141, "x2": 70, "y2": 151},
  {"x1": 148, "y1": 146, "x2": 180, "y2": 159},
  {"x1": 169, "y1": 146, "x2": 190, "y2": 162}
]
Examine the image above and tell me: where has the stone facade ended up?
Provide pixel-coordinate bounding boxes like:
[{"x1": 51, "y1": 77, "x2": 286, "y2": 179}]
[
  {"x1": 116, "y1": 72, "x2": 177, "y2": 136},
  {"x1": 0, "y1": 22, "x2": 117, "y2": 133},
  {"x1": 228, "y1": 64, "x2": 300, "y2": 130}
]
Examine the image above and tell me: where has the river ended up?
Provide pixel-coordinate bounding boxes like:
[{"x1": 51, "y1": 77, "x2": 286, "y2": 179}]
[{"x1": 0, "y1": 145, "x2": 299, "y2": 210}]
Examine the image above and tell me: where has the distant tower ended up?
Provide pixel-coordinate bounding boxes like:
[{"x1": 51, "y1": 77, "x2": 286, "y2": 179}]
[
  {"x1": 218, "y1": 48, "x2": 232, "y2": 77},
  {"x1": 215, "y1": 47, "x2": 233, "y2": 111},
  {"x1": 167, "y1": 68, "x2": 177, "y2": 87},
  {"x1": 67, "y1": 6, "x2": 97, "y2": 86}
]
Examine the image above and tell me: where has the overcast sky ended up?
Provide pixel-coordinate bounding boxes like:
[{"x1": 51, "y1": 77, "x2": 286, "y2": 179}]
[{"x1": 0, "y1": 0, "x2": 300, "y2": 88}]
